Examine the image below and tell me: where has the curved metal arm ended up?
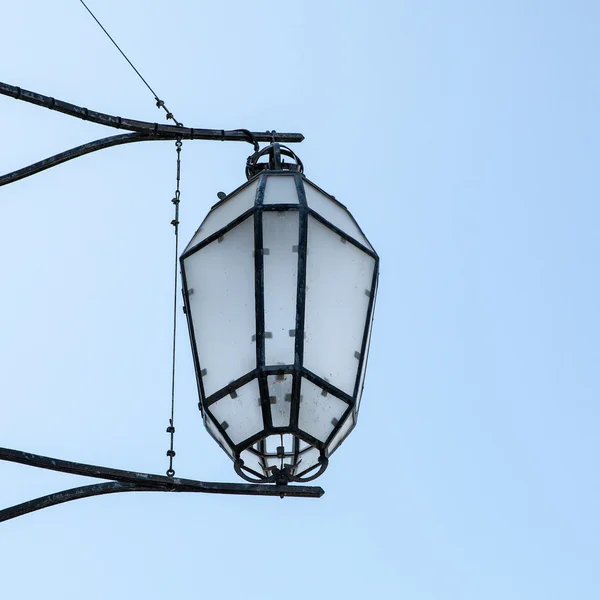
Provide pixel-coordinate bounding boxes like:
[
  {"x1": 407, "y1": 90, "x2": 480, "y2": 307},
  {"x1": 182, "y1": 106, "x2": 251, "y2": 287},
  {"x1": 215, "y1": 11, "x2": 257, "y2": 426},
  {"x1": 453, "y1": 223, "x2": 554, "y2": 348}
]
[
  {"x1": 0, "y1": 80, "x2": 304, "y2": 187},
  {"x1": 0, "y1": 482, "x2": 152, "y2": 523},
  {"x1": 0, "y1": 132, "x2": 149, "y2": 187},
  {"x1": 0, "y1": 447, "x2": 323, "y2": 522}
]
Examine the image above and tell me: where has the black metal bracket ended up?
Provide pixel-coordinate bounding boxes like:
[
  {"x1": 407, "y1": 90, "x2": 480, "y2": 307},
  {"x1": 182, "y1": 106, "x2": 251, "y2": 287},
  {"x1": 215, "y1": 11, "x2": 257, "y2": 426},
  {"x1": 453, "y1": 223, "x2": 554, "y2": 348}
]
[
  {"x1": 234, "y1": 456, "x2": 329, "y2": 484},
  {"x1": 245, "y1": 142, "x2": 304, "y2": 179},
  {"x1": 0, "y1": 447, "x2": 324, "y2": 523},
  {"x1": 0, "y1": 81, "x2": 304, "y2": 187},
  {"x1": 0, "y1": 83, "x2": 319, "y2": 521}
]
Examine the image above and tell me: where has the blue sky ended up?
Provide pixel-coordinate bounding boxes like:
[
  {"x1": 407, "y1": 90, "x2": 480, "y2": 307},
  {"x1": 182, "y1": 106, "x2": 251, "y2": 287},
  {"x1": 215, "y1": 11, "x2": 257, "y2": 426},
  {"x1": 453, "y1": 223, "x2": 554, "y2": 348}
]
[{"x1": 1, "y1": 1, "x2": 599, "y2": 598}]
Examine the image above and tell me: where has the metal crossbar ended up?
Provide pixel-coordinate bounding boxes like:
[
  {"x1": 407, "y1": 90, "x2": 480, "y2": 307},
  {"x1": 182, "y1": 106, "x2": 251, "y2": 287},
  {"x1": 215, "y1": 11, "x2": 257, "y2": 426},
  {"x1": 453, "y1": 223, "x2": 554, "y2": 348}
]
[
  {"x1": 0, "y1": 448, "x2": 324, "y2": 522},
  {"x1": 0, "y1": 81, "x2": 303, "y2": 187}
]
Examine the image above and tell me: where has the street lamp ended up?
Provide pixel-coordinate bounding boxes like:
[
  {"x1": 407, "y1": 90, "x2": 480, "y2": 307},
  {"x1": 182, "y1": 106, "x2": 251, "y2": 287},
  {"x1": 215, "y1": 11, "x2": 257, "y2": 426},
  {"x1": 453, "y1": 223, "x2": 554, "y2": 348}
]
[
  {"x1": 182, "y1": 143, "x2": 379, "y2": 483},
  {"x1": 0, "y1": 81, "x2": 378, "y2": 521}
]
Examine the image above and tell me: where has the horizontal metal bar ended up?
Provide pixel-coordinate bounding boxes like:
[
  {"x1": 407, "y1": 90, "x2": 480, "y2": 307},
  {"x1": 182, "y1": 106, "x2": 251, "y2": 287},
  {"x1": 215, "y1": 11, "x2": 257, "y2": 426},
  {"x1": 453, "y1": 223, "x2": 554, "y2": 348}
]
[
  {"x1": 0, "y1": 81, "x2": 304, "y2": 143},
  {"x1": 0, "y1": 447, "x2": 324, "y2": 504}
]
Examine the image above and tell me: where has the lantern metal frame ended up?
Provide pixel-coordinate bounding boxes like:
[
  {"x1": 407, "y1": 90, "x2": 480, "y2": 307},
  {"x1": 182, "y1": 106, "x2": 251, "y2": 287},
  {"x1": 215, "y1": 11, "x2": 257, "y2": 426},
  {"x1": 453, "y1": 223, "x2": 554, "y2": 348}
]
[
  {"x1": 181, "y1": 144, "x2": 379, "y2": 484},
  {"x1": 0, "y1": 81, "x2": 325, "y2": 523}
]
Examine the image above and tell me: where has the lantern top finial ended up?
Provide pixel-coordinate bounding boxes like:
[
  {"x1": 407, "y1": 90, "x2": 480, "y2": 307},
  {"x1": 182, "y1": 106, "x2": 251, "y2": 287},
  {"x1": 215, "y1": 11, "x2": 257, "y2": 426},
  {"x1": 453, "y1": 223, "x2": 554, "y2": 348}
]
[{"x1": 246, "y1": 142, "x2": 304, "y2": 180}]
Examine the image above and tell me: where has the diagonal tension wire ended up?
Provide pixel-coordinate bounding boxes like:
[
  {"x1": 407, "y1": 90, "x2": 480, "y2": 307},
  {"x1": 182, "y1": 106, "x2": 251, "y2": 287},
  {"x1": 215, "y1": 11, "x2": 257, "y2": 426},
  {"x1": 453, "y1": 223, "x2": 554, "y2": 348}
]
[
  {"x1": 166, "y1": 139, "x2": 183, "y2": 477},
  {"x1": 78, "y1": 0, "x2": 182, "y2": 126}
]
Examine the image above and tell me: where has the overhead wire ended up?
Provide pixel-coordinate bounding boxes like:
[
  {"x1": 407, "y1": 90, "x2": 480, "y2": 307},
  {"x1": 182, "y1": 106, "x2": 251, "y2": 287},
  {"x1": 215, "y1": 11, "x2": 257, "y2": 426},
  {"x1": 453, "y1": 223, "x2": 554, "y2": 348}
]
[
  {"x1": 78, "y1": 0, "x2": 184, "y2": 475},
  {"x1": 166, "y1": 139, "x2": 183, "y2": 477},
  {"x1": 78, "y1": 0, "x2": 183, "y2": 125}
]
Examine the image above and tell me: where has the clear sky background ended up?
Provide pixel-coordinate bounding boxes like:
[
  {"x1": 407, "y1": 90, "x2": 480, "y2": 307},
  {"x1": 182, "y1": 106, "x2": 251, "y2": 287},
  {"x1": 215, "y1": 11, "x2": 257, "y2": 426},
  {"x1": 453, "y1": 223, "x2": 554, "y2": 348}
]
[{"x1": 0, "y1": 1, "x2": 599, "y2": 598}]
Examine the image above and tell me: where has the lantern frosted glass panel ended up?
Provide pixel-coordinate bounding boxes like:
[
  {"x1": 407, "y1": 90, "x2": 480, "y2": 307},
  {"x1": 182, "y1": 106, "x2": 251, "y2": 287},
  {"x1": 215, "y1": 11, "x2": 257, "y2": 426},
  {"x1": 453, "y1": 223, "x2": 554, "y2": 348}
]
[
  {"x1": 239, "y1": 449, "x2": 265, "y2": 476},
  {"x1": 326, "y1": 411, "x2": 356, "y2": 456},
  {"x1": 183, "y1": 217, "x2": 256, "y2": 397},
  {"x1": 263, "y1": 174, "x2": 299, "y2": 204},
  {"x1": 267, "y1": 374, "x2": 292, "y2": 428},
  {"x1": 181, "y1": 157, "x2": 379, "y2": 484},
  {"x1": 298, "y1": 378, "x2": 349, "y2": 443},
  {"x1": 262, "y1": 211, "x2": 299, "y2": 366},
  {"x1": 355, "y1": 298, "x2": 376, "y2": 415},
  {"x1": 303, "y1": 181, "x2": 372, "y2": 250},
  {"x1": 303, "y1": 216, "x2": 376, "y2": 396},
  {"x1": 204, "y1": 413, "x2": 234, "y2": 458},
  {"x1": 208, "y1": 379, "x2": 262, "y2": 445},
  {"x1": 296, "y1": 447, "x2": 321, "y2": 477},
  {"x1": 186, "y1": 180, "x2": 258, "y2": 250}
]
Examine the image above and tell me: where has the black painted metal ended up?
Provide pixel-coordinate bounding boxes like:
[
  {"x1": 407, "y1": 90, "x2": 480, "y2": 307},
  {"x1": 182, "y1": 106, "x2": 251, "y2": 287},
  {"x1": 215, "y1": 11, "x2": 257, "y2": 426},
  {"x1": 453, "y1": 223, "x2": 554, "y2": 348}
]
[
  {"x1": 204, "y1": 370, "x2": 259, "y2": 408},
  {"x1": 246, "y1": 143, "x2": 304, "y2": 179},
  {"x1": 253, "y1": 176, "x2": 272, "y2": 431},
  {"x1": 353, "y1": 260, "x2": 380, "y2": 401},
  {"x1": 0, "y1": 482, "x2": 149, "y2": 523},
  {"x1": 179, "y1": 265, "x2": 206, "y2": 415},
  {"x1": 180, "y1": 209, "x2": 256, "y2": 259},
  {"x1": 0, "y1": 133, "x2": 146, "y2": 187},
  {"x1": 291, "y1": 174, "x2": 309, "y2": 435},
  {"x1": 0, "y1": 81, "x2": 303, "y2": 143},
  {"x1": 0, "y1": 80, "x2": 303, "y2": 187},
  {"x1": 0, "y1": 447, "x2": 324, "y2": 522},
  {"x1": 300, "y1": 367, "x2": 354, "y2": 405},
  {"x1": 307, "y1": 208, "x2": 378, "y2": 258}
]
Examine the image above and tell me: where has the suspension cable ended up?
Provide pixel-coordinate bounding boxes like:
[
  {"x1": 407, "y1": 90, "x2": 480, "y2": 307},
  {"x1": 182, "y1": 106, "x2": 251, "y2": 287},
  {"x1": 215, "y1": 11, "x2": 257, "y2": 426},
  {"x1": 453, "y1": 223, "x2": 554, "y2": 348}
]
[
  {"x1": 166, "y1": 139, "x2": 183, "y2": 477},
  {"x1": 78, "y1": 0, "x2": 183, "y2": 126}
]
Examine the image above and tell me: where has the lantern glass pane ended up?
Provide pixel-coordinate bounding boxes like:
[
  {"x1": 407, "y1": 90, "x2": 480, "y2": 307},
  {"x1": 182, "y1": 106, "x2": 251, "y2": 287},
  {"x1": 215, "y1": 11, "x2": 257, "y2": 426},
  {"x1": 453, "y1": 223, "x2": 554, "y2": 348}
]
[
  {"x1": 296, "y1": 446, "x2": 321, "y2": 476},
  {"x1": 208, "y1": 378, "x2": 263, "y2": 445},
  {"x1": 183, "y1": 217, "x2": 256, "y2": 397},
  {"x1": 303, "y1": 181, "x2": 372, "y2": 250},
  {"x1": 326, "y1": 411, "x2": 355, "y2": 456},
  {"x1": 267, "y1": 374, "x2": 292, "y2": 428},
  {"x1": 263, "y1": 174, "x2": 299, "y2": 204},
  {"x1": 298, "y1": 378, "x2": 348, "y2": 443},
  {"x1": 262, "y1": 211, "x2": 299, "y2": 366},
  {"x1": 265, "y1": 456, "x2": 280, "y2": 470},
  {"x1": 204, "y1": 414, "x2": 234, "y2": 458},
  {"x1": 185, "y1": 179, "x2": 258, "y2": 250},
  {"x1": 240, "y1": 449, "x2": 265, "y2": 476},
  {"x1": 303, "y1": 216, "x2": 376, "y2": 396}
]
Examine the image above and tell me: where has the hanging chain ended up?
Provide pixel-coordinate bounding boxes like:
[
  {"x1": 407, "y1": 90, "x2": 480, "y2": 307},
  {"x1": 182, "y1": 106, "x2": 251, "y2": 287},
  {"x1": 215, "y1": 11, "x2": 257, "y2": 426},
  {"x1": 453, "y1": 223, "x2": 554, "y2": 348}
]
[{"x1": 166, "y1": 139, "x2": 183, "y2": 477}]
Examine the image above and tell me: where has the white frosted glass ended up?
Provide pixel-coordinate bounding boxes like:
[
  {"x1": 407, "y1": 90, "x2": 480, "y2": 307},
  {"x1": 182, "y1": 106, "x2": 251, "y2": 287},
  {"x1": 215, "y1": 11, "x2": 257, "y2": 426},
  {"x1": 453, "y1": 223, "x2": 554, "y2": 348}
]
[
  {"x1": 185, "y1": 180, "x2": 258, "y2": 250},
  {"x1": 280, "y1": 433, "x2": 295, "y2": 455},
  {"x1": 240, "y1": 449, "x2": 265, "y2": 475},
  {"x1": 296, "y1": 447, "x2": 320, "y2": 476},
  {"x1": 265, "y1": 457, "x2": 280, "y2": 470},
  {"x1": 183, "y1": 217, "x2": 256, "y2": 396},
  {"x1": 303, "y1": 216, "x2": 376, "y2": 395},
  {"x1": 267, "y1": 375, "x2": 292, "y2": 427},
  {"x1": 208, "y1": 379, "x2": 263, "y2": 445},
  {"x1": 264, "y1": 434, "x2": 280, "y2": 454},
  {"x1": 262, "y1": 211, "x2": 299, "y2": 366},
  {"x1": 204, "y1": 414, "x2": 234, "y2": 458},
  {"x1": 263, "y1": 174, "x2": 299, "y2": 204},
  {"x1": 303, "y1": 181, "x2": 372, "y2": 249},
  {"x1": 263, "y1": 433, "x2": 294, "y2": 454},
  {"x1": 298, "y1": 378, "x2": 348, "y2": 443},
  {"x1": 326, "y1": 411, "x2": 355, "y2": 456}
]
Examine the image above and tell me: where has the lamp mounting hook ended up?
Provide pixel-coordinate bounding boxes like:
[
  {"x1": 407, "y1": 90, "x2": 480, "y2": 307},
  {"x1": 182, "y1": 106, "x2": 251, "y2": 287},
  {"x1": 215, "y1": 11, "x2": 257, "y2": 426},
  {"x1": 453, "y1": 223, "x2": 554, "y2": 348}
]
[{"x1": 245, "y1": 142, "x2": 304, "y2": 180}]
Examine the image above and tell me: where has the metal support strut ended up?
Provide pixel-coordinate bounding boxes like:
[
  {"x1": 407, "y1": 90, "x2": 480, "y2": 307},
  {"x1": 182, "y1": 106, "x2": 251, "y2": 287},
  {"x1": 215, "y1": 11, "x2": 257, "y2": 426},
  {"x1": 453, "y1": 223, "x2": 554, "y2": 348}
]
[
  {"x1": 0, "y1": 83, "x2": 318, "y2": 521},
  {"x1": 0, "y1": 447, "x2": 324, "y2": 523},
  {"x1": 0, "y1": 81, "x2": 304, "y2": 187}
]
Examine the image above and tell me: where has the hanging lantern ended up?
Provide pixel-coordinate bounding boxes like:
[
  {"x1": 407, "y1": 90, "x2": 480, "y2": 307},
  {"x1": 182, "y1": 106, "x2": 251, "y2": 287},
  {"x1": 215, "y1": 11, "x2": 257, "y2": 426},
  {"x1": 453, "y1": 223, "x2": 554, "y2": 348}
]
[{"x1": 180, "y1": 144, "x2": 378, "y2": 483}]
